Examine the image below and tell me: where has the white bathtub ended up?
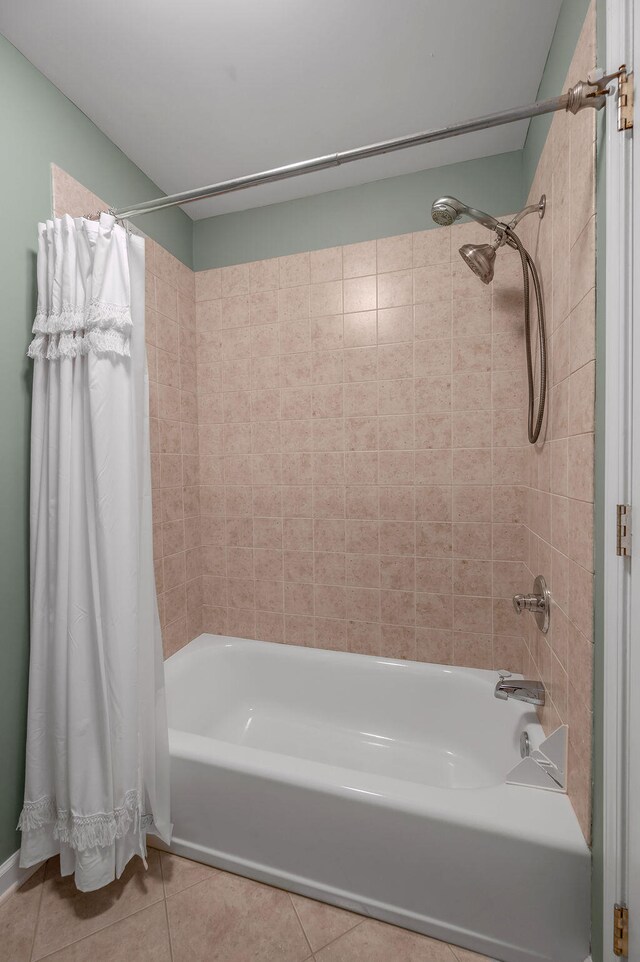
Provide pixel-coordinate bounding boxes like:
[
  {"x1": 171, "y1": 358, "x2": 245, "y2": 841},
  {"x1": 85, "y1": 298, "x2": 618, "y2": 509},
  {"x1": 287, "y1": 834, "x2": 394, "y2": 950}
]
[{"x1": 163, "y1": 634, "x2": 590, "y2": 962}]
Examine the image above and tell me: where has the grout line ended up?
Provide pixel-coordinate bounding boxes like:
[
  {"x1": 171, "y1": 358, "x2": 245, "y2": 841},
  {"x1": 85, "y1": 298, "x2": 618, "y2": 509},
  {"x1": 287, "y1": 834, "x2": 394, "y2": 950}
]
[
  {"x1": 158, "y1": 854, "x2": 175, "y2": 962},
  {"x1": 162, "y1": 862, "x2": 235, "y2": 902},
  {"x1": 338, "y1": 266, "x2": 348, "y2": 653},
  {"x1": 449, "y1": 946, "x2": 498, "y2": 962},
  {"x1": 308, "y1": 917, "x2": 367, "y2": 956},
  {"x1": 287, "y1": 893, "x2": 314, "y2": 957},
  {"x1": 28, "y1": 859, "x2": 47, "y2": 962},
  {"x1": 447, "y1": 249, "x2": 455, "y2": 664}
]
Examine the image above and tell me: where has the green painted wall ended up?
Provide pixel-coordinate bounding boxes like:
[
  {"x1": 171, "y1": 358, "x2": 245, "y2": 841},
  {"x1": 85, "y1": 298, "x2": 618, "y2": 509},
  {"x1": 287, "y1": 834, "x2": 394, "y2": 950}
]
[
  {"x1": 193, "y1": 152, "x2": 524, "y2": 270},
  {"x1": 522, "y1": 0, "x2": 592, "y2": 194},
  {"x1": 0, "y1": 36, "x2": 192, "y2": 267},
  {"x1": 0, "y1": 34, "x2": 193, "y2": 866}
]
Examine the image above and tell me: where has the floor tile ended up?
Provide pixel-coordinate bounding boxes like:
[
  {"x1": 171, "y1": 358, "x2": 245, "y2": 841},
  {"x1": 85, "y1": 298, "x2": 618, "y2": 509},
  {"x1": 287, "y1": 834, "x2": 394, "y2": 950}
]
[
  {"x1": 289, "y1": 893, "x2": 362, "y2": 952},
  {"x1": 166, "y1": 867, "x2": 311, "y2": 962},
  {"x1": 36, "y1": 901, "x2": 171, "y2": 962},
  {"x1": 314, "y1": 918, "x2": 458, "y2": 962},
  {"x1": 160, "y1": 851, "x2": 216, "y2": 897},
  {"x1": 32, "y1": 851, "x2": 164, "y2": 960},
  {"x1": 0, "y1": 864, "x2": 45, "y2": 962}
]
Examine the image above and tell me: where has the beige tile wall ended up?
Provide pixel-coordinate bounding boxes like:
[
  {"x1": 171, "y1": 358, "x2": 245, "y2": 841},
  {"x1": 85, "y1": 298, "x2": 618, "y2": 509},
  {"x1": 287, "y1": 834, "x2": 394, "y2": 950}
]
[
  {"x1": 516, "y1": 3, "x2": 596, "y2": 842},
  {"x1": 51, "y1": 166, "x2": 201, "y2": 659},
  {"x1": 146, "y1": 241, "x2": 202, "y2": 657},
  {"x1": 194, "y1": 226, "x2": 532, "y2": 668}
]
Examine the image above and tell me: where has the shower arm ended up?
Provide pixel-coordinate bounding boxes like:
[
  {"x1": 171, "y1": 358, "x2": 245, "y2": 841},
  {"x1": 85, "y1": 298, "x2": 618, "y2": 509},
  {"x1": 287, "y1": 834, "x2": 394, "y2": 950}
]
[
  {"x1": 106, "y1": 70, "x2": 626, "y2": 220},
  {"x1": 489, "y1": 196, "x2": 548, "y2": 249},
  {"x1": 506, "y1": 197, "x2": 547, "y2": 231}
]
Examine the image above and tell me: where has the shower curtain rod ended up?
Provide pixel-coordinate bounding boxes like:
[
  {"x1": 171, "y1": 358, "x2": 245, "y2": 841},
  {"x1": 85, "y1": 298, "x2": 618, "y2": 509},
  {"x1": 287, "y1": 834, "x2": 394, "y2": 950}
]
[{"x1": 110, "y1": 74, "x2": 617, "y2": 220}]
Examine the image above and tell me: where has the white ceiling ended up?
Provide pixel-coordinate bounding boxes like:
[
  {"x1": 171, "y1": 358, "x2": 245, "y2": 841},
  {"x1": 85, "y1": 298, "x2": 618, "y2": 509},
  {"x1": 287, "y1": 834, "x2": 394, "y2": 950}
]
[{"x1": 0, "y1": 0, "x2": 562, "y2": 220}]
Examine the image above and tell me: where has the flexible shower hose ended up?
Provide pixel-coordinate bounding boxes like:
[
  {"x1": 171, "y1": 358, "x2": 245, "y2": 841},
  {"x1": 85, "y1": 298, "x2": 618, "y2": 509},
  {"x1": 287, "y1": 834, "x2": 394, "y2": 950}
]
[{"x1": 504, "y1": 227, "x2": 547, "y2": 444}]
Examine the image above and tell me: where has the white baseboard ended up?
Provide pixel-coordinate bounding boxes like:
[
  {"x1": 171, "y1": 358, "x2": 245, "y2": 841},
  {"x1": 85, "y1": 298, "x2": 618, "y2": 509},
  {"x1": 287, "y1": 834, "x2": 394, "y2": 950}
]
[{"x1": 0, "y1": 850, "x2": 43, "y2": 905}]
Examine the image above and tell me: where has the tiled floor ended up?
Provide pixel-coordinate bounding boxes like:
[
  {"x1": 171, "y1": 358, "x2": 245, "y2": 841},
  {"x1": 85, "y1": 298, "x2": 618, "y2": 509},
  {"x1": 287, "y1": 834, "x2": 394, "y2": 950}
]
[{"x1": 0, "y1": 850, "x2": 497, "y2": 962}]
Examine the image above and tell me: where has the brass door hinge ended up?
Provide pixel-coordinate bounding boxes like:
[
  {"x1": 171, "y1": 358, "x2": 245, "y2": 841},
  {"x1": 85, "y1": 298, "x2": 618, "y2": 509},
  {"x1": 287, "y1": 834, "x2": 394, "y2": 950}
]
[
  {"x1": 617, "y1": 504, "x2": 632, "y2": 556},
  {"x1": 614, "y1": 903, "x2": 629, "y2": 957},
  {"x1": 618, "y1": 66, "x2": 634, "y2": 130}
]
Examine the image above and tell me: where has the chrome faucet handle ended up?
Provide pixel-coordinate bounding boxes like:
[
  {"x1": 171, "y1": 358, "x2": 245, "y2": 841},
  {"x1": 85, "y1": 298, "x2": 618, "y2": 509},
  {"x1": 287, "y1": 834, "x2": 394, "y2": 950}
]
[
  {"x1": 512, "y1": 593, "x2": 526, "y2": 613},
  {"x1": 513, "y1": 593, "x2": 546, "y2": 614},
  {"x1": 512, "y1": 575, "x2": 550, "y2": 634}
]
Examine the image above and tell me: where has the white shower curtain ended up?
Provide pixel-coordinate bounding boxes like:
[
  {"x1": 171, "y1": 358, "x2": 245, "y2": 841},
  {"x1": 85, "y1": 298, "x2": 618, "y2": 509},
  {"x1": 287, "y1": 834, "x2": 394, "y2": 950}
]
[{"x1": 18, "y1": 213, "x2": 171, "y2": 891}]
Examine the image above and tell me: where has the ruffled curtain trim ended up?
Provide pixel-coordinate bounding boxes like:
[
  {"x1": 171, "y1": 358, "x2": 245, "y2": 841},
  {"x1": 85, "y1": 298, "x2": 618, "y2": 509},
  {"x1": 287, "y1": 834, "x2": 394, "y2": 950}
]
[
  {"x1": 28, "y1": 298, "x2": 132, "y2": 360},
  {"x1": 18, "y1": 791, "x2": 155, "y2": 851}
]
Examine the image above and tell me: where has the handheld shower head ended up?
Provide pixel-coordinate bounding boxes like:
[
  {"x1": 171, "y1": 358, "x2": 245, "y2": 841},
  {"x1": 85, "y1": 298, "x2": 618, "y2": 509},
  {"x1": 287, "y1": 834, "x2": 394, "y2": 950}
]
[
  {"x1": 430, "y1": 196, "x2": 500, "y2": 230},
  {"x1": 431, "y1": 197, "x2": 464, "y2": 226}
]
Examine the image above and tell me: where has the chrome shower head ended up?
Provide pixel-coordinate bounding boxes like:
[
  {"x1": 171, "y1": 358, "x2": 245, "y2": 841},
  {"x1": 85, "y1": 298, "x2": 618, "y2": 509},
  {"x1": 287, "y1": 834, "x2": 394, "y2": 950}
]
[
  {"x1": 432, "y1": 193, "x2": 545, "y2": 286},
  {"x1": 430, "y1": 196, "x2": 500, "y2": 230},
  {"x1": 431, "y1": 197, "x2": 464, "y2": 226},
  {"x1": 459, "y1": 242, "x2": 497, "y2": 285}
]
